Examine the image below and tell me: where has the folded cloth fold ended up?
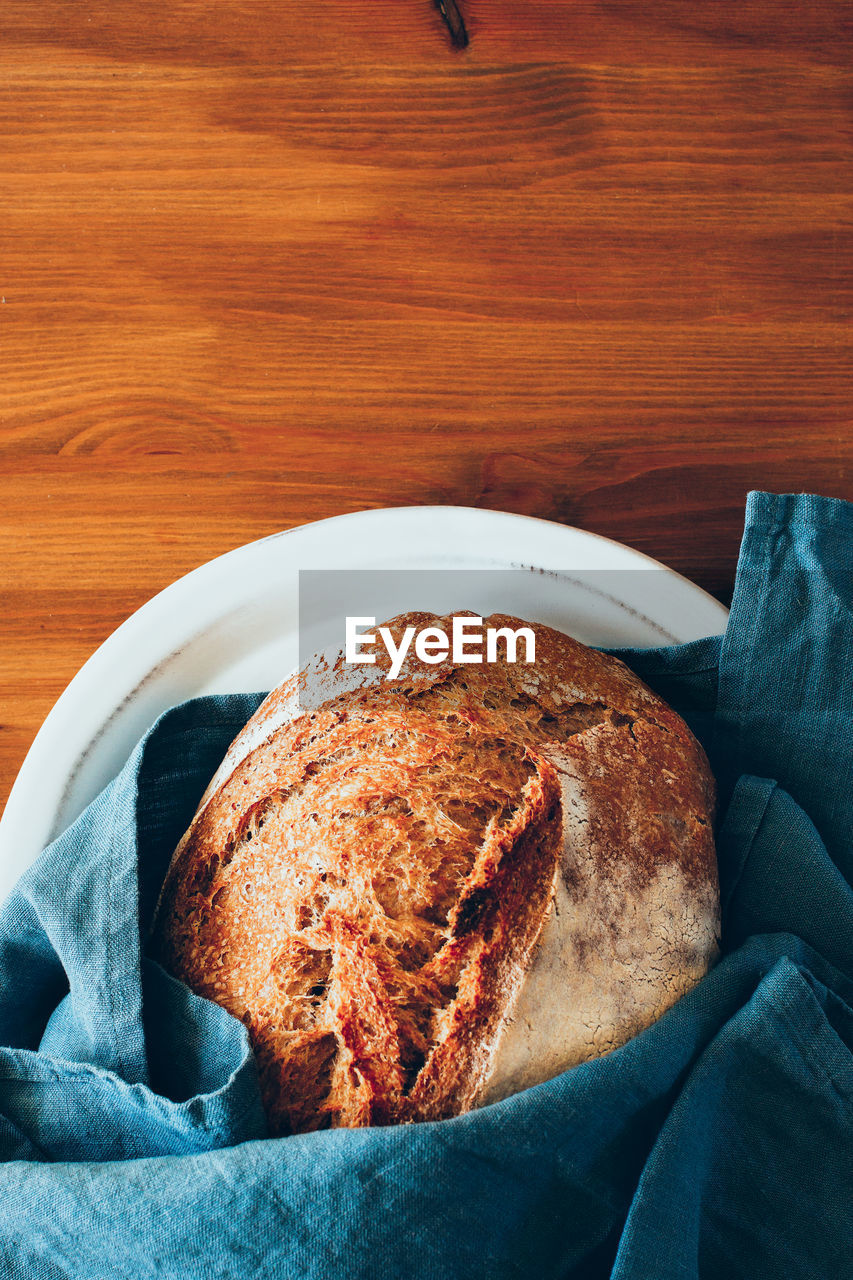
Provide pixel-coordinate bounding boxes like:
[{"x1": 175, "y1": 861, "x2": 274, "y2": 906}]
[{"x1": 0, "y1": 492, "x2": 850, "y2": 1279}]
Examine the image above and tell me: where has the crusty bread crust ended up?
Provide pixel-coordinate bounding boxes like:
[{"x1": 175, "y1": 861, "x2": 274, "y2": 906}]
[{"x1": 151, "y1": 613, "x2": 719, "y2": 1135}]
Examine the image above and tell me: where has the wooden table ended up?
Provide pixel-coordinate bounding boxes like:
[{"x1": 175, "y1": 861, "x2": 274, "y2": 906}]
[{"x1": 2, "y1": 1, "x2": 851, "y2": 815}]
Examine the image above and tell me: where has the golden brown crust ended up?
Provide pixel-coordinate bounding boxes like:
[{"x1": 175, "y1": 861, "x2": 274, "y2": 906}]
[{"x1": 151, "y1": 613, "x2": 719, "y2": 1135}]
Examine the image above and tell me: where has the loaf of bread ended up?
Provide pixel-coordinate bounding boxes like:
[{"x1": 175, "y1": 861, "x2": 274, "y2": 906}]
[{"x1": 151, "y1": 613, "x2": 719, "y2": 1136}]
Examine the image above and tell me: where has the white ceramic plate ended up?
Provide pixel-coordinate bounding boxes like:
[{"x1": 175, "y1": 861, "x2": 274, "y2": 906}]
[{"x1": 0, "y1": 506, "x2": 728, "y2": 903}]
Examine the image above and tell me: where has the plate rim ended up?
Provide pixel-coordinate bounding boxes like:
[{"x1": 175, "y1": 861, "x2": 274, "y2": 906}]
[{"x1": 0, "y1": 505, "x2": 729, "y2": 897}]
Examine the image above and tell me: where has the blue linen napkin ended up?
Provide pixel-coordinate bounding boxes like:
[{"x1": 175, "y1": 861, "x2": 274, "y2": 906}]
[{"x1": 0, "y1": 491, "x2": 851, "y2": 1279}]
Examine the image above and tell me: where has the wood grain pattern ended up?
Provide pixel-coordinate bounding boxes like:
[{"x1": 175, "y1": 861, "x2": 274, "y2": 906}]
[{"x1": 1, "y1": 0, "x2": 851, "y2": 818}]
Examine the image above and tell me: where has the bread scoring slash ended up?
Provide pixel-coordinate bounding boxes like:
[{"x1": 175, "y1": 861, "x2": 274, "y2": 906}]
[{"x1": 151, "y1": 613, "x2": 719, "y2": 1135}]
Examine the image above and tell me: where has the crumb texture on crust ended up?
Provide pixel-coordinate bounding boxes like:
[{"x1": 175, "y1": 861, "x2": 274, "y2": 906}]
[{"x1": 151, "y1": 613, "x2": 719, "y2": 1135}]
